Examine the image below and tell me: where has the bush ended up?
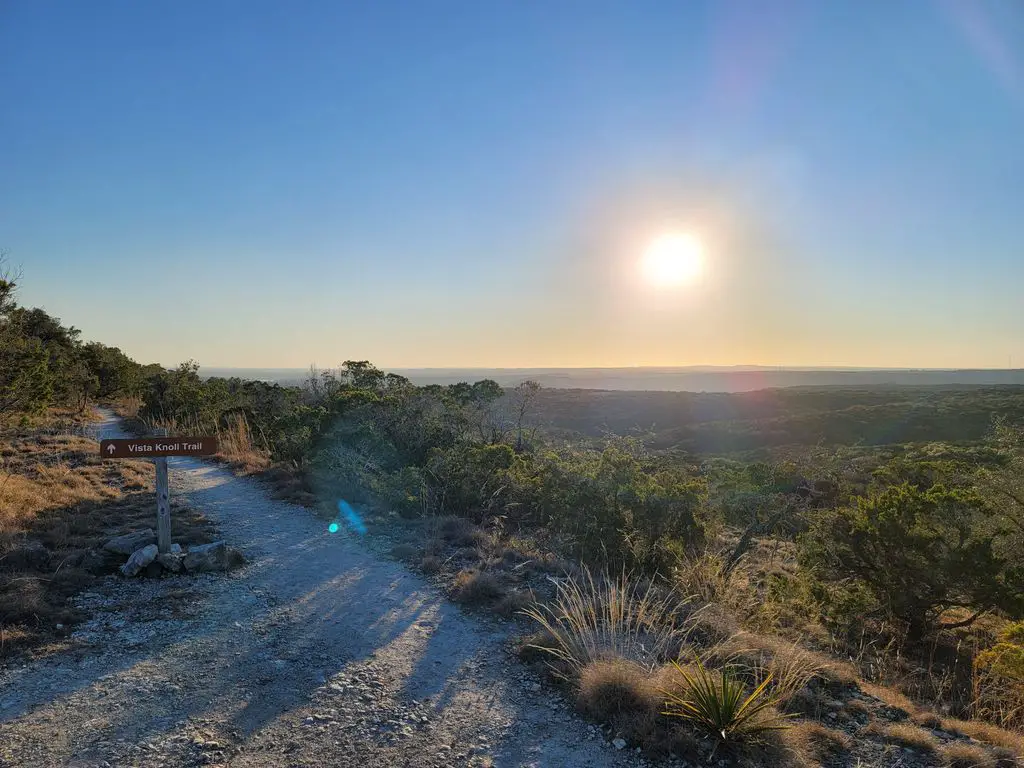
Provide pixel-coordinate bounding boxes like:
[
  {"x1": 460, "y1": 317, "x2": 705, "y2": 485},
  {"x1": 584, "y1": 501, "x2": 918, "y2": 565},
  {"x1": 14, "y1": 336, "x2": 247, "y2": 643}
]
[
  {"x1": 972, "y1": 622, "x2": 1024, "y2": 728},
  {"x1": 799, "y1": 483, "x2": 1024, "y2": 641}
]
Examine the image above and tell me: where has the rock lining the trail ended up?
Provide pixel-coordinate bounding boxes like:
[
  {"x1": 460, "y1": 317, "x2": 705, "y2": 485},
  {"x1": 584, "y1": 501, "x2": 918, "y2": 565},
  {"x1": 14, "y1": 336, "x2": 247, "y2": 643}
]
[
  {"x1": 120, "y1": 543, "x2": 158, "y2": 577},
  {"x1": 117, "y1": 539, "x2": 245, "y2": 578}
]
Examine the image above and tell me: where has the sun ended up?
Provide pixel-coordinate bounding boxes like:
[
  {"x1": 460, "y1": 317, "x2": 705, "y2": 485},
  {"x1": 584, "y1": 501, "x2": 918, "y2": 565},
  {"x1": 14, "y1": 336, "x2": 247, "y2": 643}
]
[{"x1": 641, "y1": 232, "x2": 704, "y2": 287}]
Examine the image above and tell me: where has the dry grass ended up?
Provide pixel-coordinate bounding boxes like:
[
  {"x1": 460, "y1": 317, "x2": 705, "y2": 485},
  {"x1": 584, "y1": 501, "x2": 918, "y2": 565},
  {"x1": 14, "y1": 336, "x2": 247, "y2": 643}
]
[
  {"x1": 674, "y1": 550, "x2": 733, "y2": 604},
  {"x1": 863, "y1": 721, "x2": 939, "y2": 753},
  {"x1": 576, "y1": 658, "x2": 657, "y2": 721},
  {"x1": 0, "y1": 419, "x2": 217, "y2": 657},
  {"x1": 517, "y1": 629, "x2": 562, "y2": 664},
  {"x1": 940, "y1": 741, "x2": 1000, "y2": 768},
  {"x1": 522, "y1": 568, "x2": 691, "y2": 675},
  {"x1": 451, "y1": 569, "x2": 505, "y2": 605},
  {"x1": 493, "y1": 588, "x2": 535, "y2": 618},
  {"x1": 861, "y1": 680, "x2": 916, "y2": 715},
  {"x1": 435, "y1": 516, "x2": 488, "y2": 548},
  {"x1": 912, "y1": 709, "x2": 944, "y2": 728},
  {"x1": 215, "y1": 412, "x2": 271, "y2": 473},
  {"x1": 711, "y1": 631, "x2": 844, "y2": 678},
  {"x1": 942, "y1": 718, "x2": 1024, "y2": 756},
  {"x1": 785, "y1": 721, "x2": 852, "y2": 763},
  {"x1": 845, "y1": 697, "x2": 871, "y2": 717},
  {"x1": 135, "y1": 412, "x2": 317, "y2": 506}
]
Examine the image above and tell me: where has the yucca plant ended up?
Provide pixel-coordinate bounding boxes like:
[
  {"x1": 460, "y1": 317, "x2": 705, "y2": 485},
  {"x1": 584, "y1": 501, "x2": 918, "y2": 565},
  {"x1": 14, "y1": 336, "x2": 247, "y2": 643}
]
[{"x1": 662, "y1": 656, "x2": 793, "y2": 749}]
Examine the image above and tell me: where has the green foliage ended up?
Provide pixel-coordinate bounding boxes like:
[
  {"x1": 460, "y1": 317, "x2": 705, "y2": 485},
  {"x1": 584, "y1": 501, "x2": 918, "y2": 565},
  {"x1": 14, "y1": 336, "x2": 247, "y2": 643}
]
[
  {"x1": 0, "y1": 334, "x2": 52, "y2": 417},
  {"x1": 80, "y1": 342, "x2": 146, "y2": 398},
  {"x1": 973, "y1": 621, "x2": 1024, "y2": 728},
  {"x1": 497, "y1": 440, "x2": 706, "y2": 570},
  {"x1": 662, "y1": 657, "x2": 793, "y2": 743},
  {"x1": 799, "y1": 483, "x2": 1024, "y2": 640},
  {"x1": 0, "y1": 261, "x2": 149, "y2": 418}
]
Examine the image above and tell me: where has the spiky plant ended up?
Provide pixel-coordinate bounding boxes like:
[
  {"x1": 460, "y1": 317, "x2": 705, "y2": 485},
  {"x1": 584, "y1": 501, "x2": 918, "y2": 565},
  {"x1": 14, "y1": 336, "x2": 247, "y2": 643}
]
[{"x1": 662, "y1": 656, "x2": 793, "y2": 747}]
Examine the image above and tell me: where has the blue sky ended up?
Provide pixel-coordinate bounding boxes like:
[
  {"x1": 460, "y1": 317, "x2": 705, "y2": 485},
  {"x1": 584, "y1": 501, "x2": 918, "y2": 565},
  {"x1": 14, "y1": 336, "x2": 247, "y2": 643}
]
[{"x1": 2, "y1": 0, "x2": 1022, "y2": 368}]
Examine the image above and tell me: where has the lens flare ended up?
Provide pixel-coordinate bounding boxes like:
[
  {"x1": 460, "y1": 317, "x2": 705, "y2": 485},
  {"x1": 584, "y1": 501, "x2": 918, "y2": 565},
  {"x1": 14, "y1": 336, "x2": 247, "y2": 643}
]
[
  {"x1": 337, "y1": 499, "x2": 367, "y2": 536},
  {"x1": 328, "y1": 522, "x2": 340, "y2": 534}
]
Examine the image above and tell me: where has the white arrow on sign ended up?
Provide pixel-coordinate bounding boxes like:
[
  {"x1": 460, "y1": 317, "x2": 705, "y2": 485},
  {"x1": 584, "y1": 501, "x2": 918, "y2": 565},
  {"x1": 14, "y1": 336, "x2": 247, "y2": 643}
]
[{"x1": 106, "y1": 444, "x2": 116, "y2": 455}]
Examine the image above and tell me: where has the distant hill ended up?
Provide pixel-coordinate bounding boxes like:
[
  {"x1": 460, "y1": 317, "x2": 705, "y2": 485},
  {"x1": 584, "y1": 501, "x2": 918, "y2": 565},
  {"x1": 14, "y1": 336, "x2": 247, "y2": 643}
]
[{"x1": 200, "y1": 366, "x2": 1024, "y2": 393}]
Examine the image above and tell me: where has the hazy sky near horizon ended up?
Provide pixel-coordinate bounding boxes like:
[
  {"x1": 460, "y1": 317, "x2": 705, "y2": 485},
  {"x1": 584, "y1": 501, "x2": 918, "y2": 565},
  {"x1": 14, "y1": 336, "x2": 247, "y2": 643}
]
[{"x1": 2, "y1": 1, "x2": 1023, "y2": 369}]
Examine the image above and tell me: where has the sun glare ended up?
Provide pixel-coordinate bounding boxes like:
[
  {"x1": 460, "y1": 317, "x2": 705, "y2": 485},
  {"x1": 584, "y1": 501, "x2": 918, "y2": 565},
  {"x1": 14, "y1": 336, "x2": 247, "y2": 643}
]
[{"x1": 641, "y1": 232, "x2": 704, "y2": 287}]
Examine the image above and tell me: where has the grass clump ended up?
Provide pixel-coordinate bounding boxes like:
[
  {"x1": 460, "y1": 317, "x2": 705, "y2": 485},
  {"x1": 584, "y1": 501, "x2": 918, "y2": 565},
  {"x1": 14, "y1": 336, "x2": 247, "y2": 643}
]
[
  {"x1": 437, "y1": 516, "x2": 487, "y2": 548},
  {"x1": 521, "y1": 568, "x2": 689, "y2": 674},
  {"x1": 911, "y1": 709, "x2": 944, "y2": 728},
  {"x1": 942, "y1": 717, "x2": 1024, "y2": 756},
  {"x1": 493, "y1": 588, "x2": 535, "y2": 617},
  {"x1": 785, "y1": 721, "x2": 852, "y2": 763},
  {"x1": 576, "y1": 659, "x2": 655, "y2": 721},
  {"x1": 865, "y1": 721, "x2": 939, "y2": 753},
  {"x1": 940, "y1": 741, "x2": 997, "y2": 768},
  {"x1": 451, "y1": 568, "x2": 505, "y2": 605}
]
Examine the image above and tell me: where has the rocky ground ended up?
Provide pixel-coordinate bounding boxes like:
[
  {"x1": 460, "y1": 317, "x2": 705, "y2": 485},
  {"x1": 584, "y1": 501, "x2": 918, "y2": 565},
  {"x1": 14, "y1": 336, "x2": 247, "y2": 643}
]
[{"x1": 0, "y1": 412, "x2": 645, "y2": 768}]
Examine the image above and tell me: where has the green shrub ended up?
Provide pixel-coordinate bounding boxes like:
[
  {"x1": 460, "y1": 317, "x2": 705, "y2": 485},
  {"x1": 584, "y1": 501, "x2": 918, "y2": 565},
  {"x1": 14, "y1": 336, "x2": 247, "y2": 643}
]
[{"x1": 799, "y1": 483, "x2": 1024, "y2": 641}]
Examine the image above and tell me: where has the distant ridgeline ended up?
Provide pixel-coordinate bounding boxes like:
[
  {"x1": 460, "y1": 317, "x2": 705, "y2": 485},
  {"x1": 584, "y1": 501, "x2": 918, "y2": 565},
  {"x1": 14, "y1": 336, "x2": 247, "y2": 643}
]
[
  {"x1": 193, "y1": 367, "x2": 1024, "y2": 455},
  {"x1": 200, "y1": 367, "x2": 1024, "y2": 393}
]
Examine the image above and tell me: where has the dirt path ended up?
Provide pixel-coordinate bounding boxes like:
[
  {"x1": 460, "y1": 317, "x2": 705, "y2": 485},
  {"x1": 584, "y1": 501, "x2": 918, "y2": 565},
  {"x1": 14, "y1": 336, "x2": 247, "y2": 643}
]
[{"x1": 0, "y1": 411, "x2": 644, "y2": 768}]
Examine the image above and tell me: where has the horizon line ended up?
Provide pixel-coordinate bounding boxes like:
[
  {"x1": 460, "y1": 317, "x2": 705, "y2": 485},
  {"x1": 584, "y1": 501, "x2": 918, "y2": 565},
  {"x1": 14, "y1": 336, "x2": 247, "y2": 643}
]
[{"x1": 195, "y1": 365, "x2": 1024, "y2": 373}]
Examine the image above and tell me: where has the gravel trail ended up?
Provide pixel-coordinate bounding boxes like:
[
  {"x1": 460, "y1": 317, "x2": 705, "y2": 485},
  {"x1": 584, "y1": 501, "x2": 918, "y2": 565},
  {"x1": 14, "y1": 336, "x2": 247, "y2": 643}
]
[{"x1": 0, "y1": 411, "x2": 640, "y2": 768}]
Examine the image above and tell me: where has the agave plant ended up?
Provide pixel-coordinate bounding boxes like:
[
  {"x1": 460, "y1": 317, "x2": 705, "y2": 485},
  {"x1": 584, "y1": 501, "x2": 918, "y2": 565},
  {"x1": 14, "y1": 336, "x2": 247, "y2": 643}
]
[{"x1": 662, "y1": 656, "x2": 793, "y2": 747}]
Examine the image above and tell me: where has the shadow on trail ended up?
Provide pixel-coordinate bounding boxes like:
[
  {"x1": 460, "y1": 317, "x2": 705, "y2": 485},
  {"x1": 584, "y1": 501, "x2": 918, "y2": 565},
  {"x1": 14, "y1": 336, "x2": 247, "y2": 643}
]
[{"x1": 1, "y1": 414, "x2": 607, "y2": 767}]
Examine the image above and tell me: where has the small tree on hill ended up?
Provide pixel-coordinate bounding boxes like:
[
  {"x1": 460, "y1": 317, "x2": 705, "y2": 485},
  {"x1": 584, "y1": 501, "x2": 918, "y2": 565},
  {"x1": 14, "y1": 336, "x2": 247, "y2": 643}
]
[{"x1": 799, "y1": 483, "x2": 1024, "y2": 642}]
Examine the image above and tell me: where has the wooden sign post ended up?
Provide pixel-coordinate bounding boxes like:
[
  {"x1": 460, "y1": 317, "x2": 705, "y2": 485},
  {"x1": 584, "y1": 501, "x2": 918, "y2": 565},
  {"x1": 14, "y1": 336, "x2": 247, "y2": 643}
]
[
  {"x1": 153, "y1": 429, "x2": 172, "y2": 554},
  {"x1": 100, "y1": 433, "x2": 218, "y2": 554}
]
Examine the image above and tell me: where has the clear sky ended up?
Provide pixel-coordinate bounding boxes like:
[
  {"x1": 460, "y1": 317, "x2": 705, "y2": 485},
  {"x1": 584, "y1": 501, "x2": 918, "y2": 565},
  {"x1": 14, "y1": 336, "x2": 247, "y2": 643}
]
[{"x1": 2, "y1": 1, "x2": 1022, "y2": 369}]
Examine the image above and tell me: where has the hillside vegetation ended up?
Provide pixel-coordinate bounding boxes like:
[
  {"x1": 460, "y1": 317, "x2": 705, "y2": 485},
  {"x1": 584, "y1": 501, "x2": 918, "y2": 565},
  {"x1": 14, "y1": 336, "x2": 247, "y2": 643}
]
[{"x1": 5, "y1": 261, "x2": 1024, "y2": 764}]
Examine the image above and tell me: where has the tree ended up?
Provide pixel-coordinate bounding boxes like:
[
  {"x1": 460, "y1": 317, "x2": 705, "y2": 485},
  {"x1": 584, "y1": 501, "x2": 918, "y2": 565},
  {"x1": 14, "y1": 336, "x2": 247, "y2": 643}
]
[
  {"x1": 512, "y1": 379, "x2": 541, "y2": 451},
  {"x1": 976, "y1": 422, "x2": 1024, "y2": 566},
  {"x1": 81, "y1": 342, "x2": 144, "y2": 398},
  {"x1": 340, "y1": 361, "x2": 385, "y2": 391},
  {"x1": 0, "y1": 256, "x2": 53, "y2": 418},
  {"x1": 799, "y1": 483, "x2": 1024, "y2": 642},
  {"x1": 0, "y1": 336, "x2": 52, "y2": 418}
]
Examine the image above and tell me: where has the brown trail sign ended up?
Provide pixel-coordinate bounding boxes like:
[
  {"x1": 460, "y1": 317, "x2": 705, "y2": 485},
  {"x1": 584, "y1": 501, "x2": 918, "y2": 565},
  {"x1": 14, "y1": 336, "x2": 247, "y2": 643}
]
[
  {"x1": 100, "y1": 434, "x2": 217, "y2": 553},
  {"x1": 99, "y1": 437, "x2": 217, "y2": 458}
]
